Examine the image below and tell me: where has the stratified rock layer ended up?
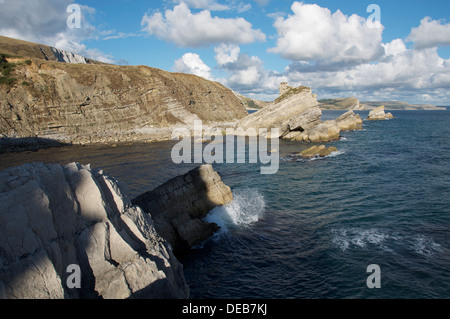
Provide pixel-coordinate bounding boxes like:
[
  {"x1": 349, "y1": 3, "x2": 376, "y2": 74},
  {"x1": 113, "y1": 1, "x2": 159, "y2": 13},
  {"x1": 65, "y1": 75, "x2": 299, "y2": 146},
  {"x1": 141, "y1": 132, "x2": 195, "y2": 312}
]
[
  {"x1": 238, "y1": 86, "x2": 323, "y2": 140},
  {"x1": 133, "y1": 164, "x2": 233, "y2": 252},
  {"x1": 367, "y1": 106, "x2": 394, "y2": 120},
  {"x1": 0, "y1": 35, "x2": 248, "y2": 145},
  {"x1": 335, "y1": 110, "x2": 363, "y2": 131},
  {"x1": 0, "y1": 162, "x2": 189, "y2": 299},
  {"x1": 241, "y1": 84, "x2": 364, "y2": 143}
]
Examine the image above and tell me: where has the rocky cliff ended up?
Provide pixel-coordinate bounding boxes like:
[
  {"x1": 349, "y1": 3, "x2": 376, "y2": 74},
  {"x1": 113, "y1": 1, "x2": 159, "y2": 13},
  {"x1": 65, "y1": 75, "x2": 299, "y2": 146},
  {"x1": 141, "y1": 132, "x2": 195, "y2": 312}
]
[
  {"x1": 133, "y1": 164, "x2": 233, "y2": 252},
  {"x1": 238, "y1": 85, "x2": 322, "y2": 138},
  {"x1": 238, "y1": 84, "x2": 363, "y2": 143},
  {"x1": 0, "y1": 37, "x2": 248, "y2": 145},
  {"x1": 319, "y1": 97, "x2": 366, "y2": 110},
  {"x1": 0, "y1": 162, "x2": 189, "y2": 299},
  {"x1": 0, "y1": 36, "x2": 95, "y2": 64}
]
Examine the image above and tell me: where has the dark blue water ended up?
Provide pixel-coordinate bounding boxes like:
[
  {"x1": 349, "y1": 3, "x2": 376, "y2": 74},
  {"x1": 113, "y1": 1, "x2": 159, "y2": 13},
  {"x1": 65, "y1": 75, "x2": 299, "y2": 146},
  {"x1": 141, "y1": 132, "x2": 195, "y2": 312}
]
[
  {"x1": 1, "y1": 110, "x2": 449, "y2": 299},
  {"x1": 180, "y1": 110, "x2": 450, "y2": 299}
]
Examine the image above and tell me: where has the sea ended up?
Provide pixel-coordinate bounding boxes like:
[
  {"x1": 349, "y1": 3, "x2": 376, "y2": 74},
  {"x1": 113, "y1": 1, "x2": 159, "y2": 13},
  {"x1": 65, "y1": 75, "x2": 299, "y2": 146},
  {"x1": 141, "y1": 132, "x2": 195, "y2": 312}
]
[{"x1": 1, "y1": 110, "x2": 449, "y2": 299}]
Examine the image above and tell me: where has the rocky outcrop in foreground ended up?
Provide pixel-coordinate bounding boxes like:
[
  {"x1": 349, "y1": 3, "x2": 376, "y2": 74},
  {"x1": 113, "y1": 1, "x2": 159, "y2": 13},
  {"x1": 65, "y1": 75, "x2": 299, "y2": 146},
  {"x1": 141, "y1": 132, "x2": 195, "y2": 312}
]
[
  {"x1": 367, "y1": 106, "x2": 394, "y2": 120},
  {"x1": 133, "y1": 164, "x2": 233, "y2": 252},
  {"x1": 0, "y1": 162, "x2": 189, "y2": 299}
]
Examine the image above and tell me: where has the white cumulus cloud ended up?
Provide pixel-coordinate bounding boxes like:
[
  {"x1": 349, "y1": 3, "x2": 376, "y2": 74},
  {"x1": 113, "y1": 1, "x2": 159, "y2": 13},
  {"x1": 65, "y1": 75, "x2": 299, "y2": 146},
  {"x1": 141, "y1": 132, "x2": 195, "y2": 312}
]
[
  {"x1": 0, "y1": 0, "x2": 114, "y2": 63},
  {"x1": 268, "y1": 2, "x2": 385, "y2": 69},
  {"x1": 141, "y1": 3, "x2": 266, "y2": 47},
  {"x1": 214, "y1": 43, "x2": 241, "y2": 65},
  {"x1": 173, "y1": 0, "x2": 229, "y2": 11},
  {"x1": 407, "y1": 17, "x2": 450, "y2": 49},
  {"x1": 173, "y1": 52, "x2": 214, "y2": 80},
  {"x1": 213, "y1": 44, "x2": 287, "y2": 98},
  {"x1": 285, "y1": 38, "x2": 450, "y2": 102}
]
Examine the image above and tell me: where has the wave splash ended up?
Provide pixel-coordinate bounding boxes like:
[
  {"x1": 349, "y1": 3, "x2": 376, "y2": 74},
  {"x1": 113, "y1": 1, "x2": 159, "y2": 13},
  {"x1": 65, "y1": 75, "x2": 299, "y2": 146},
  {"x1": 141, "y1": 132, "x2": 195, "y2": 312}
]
[{"x1": 204, "y1": 188, "x2": 265, "y2": 236}]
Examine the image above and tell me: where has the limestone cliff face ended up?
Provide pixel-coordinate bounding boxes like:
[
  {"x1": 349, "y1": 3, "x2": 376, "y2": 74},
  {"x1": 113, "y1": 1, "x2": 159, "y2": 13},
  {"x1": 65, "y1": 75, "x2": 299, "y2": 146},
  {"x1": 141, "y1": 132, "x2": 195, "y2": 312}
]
[
  {"x1": 238, "y1": 86, "x2": 322, "y2": 138},
  {"x1": 0, "y1": 162, "x2": 189, "y2": 299},
  {"x1": 319, "y1": 97, "x2": 367, "y2": 110},
  {"x1": 238, "y1": 84, "x2": 364, "y2": 143},
  {"x1": 0, "y1": 41, "x2": 247, "y2": 144},
  {"x1": 0, "y1": 36, "x2": 95, "y2": 64}
]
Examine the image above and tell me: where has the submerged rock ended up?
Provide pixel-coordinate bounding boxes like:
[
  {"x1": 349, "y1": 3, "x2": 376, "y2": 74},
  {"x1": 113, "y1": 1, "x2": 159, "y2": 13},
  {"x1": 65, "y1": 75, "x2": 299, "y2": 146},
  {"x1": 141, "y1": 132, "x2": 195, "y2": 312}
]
[
  {"x1": 0, "y1": 162, "x2": 189, "y2": 299},
  {"x1": 298, "y1": 145, "x2": 339, "y2": 158},
  {"x1": 132, "y1": 164, "x2": 233, "y2": 252}
]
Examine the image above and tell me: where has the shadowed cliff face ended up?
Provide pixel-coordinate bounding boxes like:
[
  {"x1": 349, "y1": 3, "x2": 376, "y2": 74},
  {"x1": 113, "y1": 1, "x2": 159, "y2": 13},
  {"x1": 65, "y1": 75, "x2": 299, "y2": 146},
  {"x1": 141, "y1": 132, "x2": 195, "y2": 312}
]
[{"x1": 0, "y1": 46, "x2": 247, "y2": 144}]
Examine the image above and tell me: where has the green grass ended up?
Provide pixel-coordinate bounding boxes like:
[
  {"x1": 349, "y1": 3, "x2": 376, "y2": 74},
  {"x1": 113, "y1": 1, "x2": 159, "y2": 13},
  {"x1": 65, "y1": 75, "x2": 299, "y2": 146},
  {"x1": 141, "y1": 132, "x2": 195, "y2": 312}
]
[
  {"x1": 0, "y1": 54, "x2": 17, "y2": 86},
  {"x1": 274, "y1": 86, "x2": 310, "y2": 103}
]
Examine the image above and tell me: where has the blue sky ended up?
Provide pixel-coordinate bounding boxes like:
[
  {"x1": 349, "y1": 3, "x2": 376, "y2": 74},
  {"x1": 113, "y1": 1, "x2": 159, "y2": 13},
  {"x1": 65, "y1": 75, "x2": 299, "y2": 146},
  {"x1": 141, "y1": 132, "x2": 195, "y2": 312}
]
[{"x1": 1, "y1": 0, "x2": 450, "y2": 104}]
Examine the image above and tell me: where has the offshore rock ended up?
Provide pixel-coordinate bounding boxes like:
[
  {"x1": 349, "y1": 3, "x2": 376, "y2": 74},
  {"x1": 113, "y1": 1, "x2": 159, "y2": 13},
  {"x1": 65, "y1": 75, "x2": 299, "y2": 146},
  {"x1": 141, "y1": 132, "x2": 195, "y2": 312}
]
[
  {"x1": 132, "y1": 164, "x2": 233, "y2": 252},
  {"x1": 367, "y1": 106, "x2": 394, "y2": 120},
  {"x1": 238, "y1": 85, "x2": 323, "y2": 139},
  {"x1": 298, "y1": 145, "x2": 339, "y2": 158},
  {"x1": 335, "y1": 110, "x2": 363, "y2": 131},
  {"x1": 0, "y1": 162, "x2": 189, "y2": 299},
  {"x1": 238, "y1": 84, "x2": 361, "y2": 143}
]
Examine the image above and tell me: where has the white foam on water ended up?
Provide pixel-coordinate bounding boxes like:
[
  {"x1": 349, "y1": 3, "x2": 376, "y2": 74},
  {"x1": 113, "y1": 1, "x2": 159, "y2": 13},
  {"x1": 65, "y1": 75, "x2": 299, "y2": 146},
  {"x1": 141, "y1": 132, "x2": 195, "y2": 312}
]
[
  {"x1": 308, "y1": 150, "x2": 345, "y2": 161},
  {"x1": 327, "y1": 150, "x2": 345, "y2": 158},
  {"x1": 331, "y1": 228, "x2": 442, "y2": 256},
  {"x1": 411, "y1": 235, "x2": 442, "y2": 256},
  {"x1": 282, "y1": 150, "x2": 344, "y2": 162},
  {"x1": 204, "y1": 188, "x2": 265, "y2": 237},
  {"x1": 332, "y1": 228, "x2": 389, "y2": 252}
]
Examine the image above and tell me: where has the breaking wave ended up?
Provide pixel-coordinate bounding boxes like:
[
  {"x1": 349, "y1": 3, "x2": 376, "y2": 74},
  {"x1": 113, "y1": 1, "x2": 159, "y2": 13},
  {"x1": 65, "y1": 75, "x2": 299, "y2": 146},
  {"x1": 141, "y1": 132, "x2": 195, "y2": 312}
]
[{"x1": 204, "y1": 188, "x2": 265, "y2": 236}]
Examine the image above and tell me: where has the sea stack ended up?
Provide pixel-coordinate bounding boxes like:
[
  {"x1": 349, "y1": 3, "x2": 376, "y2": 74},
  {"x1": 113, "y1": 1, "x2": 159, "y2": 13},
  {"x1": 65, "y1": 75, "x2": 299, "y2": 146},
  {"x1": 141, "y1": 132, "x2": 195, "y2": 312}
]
[{"x1": 367, "y1": 105, "x2": 394, "y2": 120}]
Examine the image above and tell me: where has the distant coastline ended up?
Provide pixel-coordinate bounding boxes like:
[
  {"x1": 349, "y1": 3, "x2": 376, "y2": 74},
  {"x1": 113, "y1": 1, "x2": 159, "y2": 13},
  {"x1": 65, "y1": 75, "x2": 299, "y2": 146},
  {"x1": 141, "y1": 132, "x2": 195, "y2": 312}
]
[{"x1": 319, "y1": 97, "x2": 446, "y2": 111}]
